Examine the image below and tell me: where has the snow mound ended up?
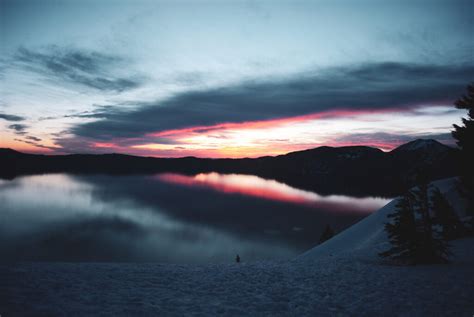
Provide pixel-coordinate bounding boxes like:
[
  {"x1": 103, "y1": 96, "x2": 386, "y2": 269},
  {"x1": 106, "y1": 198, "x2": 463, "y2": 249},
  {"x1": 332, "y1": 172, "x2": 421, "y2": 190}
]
[
  {"x1": 300, "y1": 177, "x2": 467, "y2": 262},
  {"x1": 299, "y1": 199, "x2": 396, "y2": 261}
]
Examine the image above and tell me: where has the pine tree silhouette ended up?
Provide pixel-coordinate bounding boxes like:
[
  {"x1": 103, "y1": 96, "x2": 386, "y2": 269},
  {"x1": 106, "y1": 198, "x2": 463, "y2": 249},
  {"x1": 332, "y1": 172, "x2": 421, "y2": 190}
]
[
  {"x1": 379, "y1": 192, "x2": 418, "y2": 262},
  {"x1": 380, "y1": 185, "x2": 450, "y2": 264},
  {"x1": 452, "y1": 83, "x2": 474, "y2": 213},
  {"x1": 431, "y1": 188, "x2": 462, "y2": 240}
]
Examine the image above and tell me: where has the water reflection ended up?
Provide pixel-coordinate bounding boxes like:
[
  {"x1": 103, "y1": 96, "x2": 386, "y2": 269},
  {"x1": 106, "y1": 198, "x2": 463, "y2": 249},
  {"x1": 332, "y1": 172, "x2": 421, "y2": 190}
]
[
  {"x1": 0, "y1": 173, "x2": 390, "y2": 263},
  {"x1": 158, "y1": 172, "x2": 388, "y2": 213}
]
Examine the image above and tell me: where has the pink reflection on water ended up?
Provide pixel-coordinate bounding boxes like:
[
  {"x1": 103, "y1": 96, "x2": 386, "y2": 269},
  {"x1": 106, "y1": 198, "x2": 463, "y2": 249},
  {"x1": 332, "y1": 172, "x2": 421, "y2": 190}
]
[{"x1": 156, "y1": 172, "x2": 390, "y2": 213}]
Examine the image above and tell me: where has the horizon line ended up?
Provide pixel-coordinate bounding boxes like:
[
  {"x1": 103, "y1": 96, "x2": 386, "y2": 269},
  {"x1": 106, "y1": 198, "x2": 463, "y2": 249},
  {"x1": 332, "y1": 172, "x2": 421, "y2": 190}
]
[{"x1": 1, "y1": 138, "x2": 455, "y2": 160}]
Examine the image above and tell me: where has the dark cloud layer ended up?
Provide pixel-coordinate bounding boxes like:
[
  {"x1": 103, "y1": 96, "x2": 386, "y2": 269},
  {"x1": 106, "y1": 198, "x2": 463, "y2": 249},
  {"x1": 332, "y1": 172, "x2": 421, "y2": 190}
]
[
  {"x1": 64, "y1": 106, "x2": 117, "y2": 119},
  {"x1": 14, "y1": 138, "x2": 55, "y2": 150},
  {"x1": 68, "y1": 62, "x2": 474, "y2": 141},
  {"x1": 8, "y1": 123, "x2": 28, "y2": 135},
  {"x1": 0, "y1": 113, "x2": 25, "y2": 121},
  {"x1": 15, "y1": 47, "x2": 142, "y2": 92},
  {"x1": 25, "y1": 135, "x2": 41, "y2": 142}
]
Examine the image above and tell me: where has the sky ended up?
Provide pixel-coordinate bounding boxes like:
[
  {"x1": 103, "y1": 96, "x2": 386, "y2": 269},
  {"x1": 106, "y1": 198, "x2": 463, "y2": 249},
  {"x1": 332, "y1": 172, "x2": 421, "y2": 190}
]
[{"x1": 0, "y1": 0, "x2": 473, "y2": 158}]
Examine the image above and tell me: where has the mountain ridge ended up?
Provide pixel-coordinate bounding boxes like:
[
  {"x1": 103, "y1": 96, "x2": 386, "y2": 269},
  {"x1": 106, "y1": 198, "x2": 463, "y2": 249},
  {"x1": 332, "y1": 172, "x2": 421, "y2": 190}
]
[
  {"x1": 0, "y1": 138, "x2": 453, "y2": 159},
  {"x1": 0, "y1": 139, "x2": 459, "y2": 197}
]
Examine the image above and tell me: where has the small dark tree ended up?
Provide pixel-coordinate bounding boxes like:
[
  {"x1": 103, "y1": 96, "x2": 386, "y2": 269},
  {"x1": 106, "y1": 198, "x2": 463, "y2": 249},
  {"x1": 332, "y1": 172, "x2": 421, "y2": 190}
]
[
  {"x1": 431, "y1": 188, "x2": 462, "y2": 240},
  {"x1": 319, "y1": 225, "x2": 335, "y2": 244},
  {"x1": 411, "y1": 184, "x2": 450, "y2": 263},
  {"x1": 379, "y1": 192, "x2": 418, "y2": 262},
  {"x1": 380, "y1": 185, "x2": 450, "y2": 264},
  {"x1": 452, "y1": 83, "x2": 474, "y2": 212}
]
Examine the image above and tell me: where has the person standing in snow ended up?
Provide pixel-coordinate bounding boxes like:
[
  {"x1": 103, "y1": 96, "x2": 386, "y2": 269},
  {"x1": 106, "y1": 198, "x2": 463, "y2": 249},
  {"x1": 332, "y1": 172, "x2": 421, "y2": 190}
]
[{"x1": 235, "y1": 254, "x2": 240, "y2": 263}]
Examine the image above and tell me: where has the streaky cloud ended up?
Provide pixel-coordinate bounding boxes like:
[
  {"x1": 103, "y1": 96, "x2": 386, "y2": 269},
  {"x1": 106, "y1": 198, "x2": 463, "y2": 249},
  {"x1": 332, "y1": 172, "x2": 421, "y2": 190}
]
[
  {"x1": 0, "y1": 113, "x2": 25, "y2": 121},
  {"x1": 8, "y1": 123, "x2": 28, "y2": 135},
  {"x1": 25, "y1": 135, "x2": 42, "y2": 142},
  {"x1": 14, "y1": 138, "x2": 56, "y2": 150},
  {"x1": 14, "y1": 46, "x2": 142, "y2": 92}
]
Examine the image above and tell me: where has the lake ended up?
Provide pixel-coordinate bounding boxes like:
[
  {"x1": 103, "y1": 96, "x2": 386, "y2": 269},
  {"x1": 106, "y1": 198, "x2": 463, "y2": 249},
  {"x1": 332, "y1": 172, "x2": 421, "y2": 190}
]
[{"x1": 0, "y1": 173, "x2": 390, "y2": 263}]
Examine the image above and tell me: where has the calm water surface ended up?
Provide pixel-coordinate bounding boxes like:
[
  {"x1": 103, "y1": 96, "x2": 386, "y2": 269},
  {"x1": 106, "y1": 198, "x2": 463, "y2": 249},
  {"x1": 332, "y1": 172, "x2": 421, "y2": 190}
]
[{"x1": 0, "y1": 173, "x2": 390, "y2": 263}]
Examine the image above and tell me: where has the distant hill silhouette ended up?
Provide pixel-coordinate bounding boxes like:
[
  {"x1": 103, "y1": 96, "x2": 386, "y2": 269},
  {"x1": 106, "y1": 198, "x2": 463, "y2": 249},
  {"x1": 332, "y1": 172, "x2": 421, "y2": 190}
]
[{"x1": 0, "y1": 139, "x2": 459, "y2": 197}]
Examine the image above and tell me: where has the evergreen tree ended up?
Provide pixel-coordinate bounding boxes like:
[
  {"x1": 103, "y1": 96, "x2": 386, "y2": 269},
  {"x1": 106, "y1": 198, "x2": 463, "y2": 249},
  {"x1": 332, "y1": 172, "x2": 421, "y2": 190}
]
[
  {"x1": 452, "y1": 83, "x2": 474, "y2": 212},
  {"x1": 319, "y1": 224, "x2": 335, "y2": 244},
  {"x1": 431, "y1": 187, "x2": 462, "y2": 240},
  {"x1": 411, "y1": 184, "x2": 450, "y2": 263},
  {"x1": 379, "y1": 192, "x2": 418, "y2": 262},
  {"x1": 380, "y1": 185, "x2": 450, "y2": 264}
]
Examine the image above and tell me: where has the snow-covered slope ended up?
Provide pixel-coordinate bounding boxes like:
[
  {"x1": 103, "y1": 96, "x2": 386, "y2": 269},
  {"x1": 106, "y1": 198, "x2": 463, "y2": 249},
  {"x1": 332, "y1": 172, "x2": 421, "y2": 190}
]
[
  {"x1": 299, "y1": 199, "x2": 397, "y2": 261},
  {"x1": 300, "y1": 177, "x2": 469, "y2": 262}
]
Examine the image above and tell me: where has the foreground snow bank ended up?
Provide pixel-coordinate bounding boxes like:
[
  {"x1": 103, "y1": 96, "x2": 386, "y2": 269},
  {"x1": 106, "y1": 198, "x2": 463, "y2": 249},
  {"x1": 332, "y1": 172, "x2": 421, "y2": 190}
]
[
  {"x1": 2, "y1": 239, "x2": 473, "y2": 316},
  {"x1": 299, "y1": 198, "x2": 397, "y2": 262},
  {"x1": 1, "y1": 178, "x2": 473, "y2": 316},
  {"x1": 300, "y1": 177, "x2": 470, "y2": 262}
]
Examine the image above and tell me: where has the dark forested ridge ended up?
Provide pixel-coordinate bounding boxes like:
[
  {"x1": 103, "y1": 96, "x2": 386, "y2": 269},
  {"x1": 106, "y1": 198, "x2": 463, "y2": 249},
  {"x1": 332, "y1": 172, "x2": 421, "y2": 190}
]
[{"x1": 0, "y1": 139, "x2": 458, "y2": 197}]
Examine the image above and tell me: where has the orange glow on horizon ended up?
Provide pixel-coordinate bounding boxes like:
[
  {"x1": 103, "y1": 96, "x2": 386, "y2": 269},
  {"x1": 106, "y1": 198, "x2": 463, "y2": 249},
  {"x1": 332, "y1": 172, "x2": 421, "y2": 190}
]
[
  {"x1": 93, "y1": 142, "x2": 117, "y2": 148},
  {"x1": 3, "y1": 105, "x2": 456, "y2": 158},
  {"x1": 0, "y1": 139, "x2": 55, "y2": 154},
  {"x1": 146, "y1": 109, "x2": 392, "y2": 139},
  {"x1": 128, "y1": 108, "x2": 405, "y2": 157}
]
